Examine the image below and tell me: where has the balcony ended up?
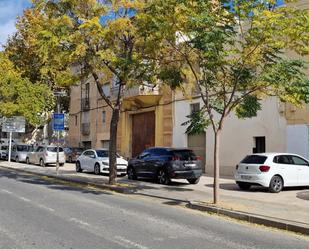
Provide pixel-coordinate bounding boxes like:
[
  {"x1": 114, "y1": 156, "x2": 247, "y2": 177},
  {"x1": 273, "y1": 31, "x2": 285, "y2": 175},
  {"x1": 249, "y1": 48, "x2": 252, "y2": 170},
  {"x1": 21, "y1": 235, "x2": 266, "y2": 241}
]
[
  {"x1": 81, "y1": 123, "x2": 90, "y2": 135},
  {"x1": 81, "y1": 98, "x2": 90, "y2": 111}
]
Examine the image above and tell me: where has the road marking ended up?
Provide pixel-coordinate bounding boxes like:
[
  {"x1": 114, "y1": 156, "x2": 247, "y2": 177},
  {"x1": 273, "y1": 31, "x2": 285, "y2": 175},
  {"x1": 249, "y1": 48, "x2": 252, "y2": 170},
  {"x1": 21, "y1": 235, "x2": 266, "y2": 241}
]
[
  {"x1": 1, "y1": 189, "x2": 13, "y2": 194},
  {"x1": 18, "y1": 196, "x2": 31, "y2": 202},
  {"x1": 37, "y1": 204, "x2": 55, "y2": 212},
  {"x1": 114, "y1": 236, "x2": 149, "y2": 249},
  {"x1": 70, "y1": 217, "x2": 91, "y2": 227}
]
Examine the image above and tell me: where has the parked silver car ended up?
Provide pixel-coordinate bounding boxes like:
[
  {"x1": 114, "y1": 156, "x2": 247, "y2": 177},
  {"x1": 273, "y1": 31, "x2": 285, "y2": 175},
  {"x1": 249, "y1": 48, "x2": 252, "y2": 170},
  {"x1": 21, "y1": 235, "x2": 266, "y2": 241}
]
[
  {"x1": 11, "y1": 144, "x2": 33, "y2": 163},
  {"x1": 0, "y1": 145, "x2": 8, "y2": 160},
  {"x1": 26, "y1": 145, "x2": 65, "y2": 167}
]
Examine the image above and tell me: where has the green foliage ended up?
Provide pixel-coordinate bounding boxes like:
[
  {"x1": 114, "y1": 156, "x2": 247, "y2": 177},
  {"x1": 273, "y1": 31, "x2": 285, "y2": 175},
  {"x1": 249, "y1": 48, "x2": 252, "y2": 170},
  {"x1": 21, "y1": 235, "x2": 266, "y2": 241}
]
[
  {"x1": 0, "y1": 53, "x2": 54, "y2": 125},
  {"x1": 235, "y1": 95, "x2": 261, "y2": 119},
  {"x1": 182, "y1": 108, "x2": 210, "y2": 135},
  {"x1": 141, "y1": 0, "x2": 309, "y2": 133}
]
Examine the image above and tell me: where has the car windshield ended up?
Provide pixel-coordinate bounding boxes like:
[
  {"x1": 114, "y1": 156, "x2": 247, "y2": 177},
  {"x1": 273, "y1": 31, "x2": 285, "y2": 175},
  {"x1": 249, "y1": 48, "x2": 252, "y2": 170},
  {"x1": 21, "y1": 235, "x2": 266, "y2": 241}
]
[
  {"x1": 241, "y1": 155, "x2": 267, "y2": 164},
  {"x1": 96, "y1": 150, "x2": 120, "y2": 158},
  {"x1": 172, "y1": 150, "x2": 197, "y2": 160},
  {"x1": 47, "y1": 147, "x2": 64, "y2": 152},
  {"x1": 17, "y1": 145, "x2": 30, "y2": 152}
]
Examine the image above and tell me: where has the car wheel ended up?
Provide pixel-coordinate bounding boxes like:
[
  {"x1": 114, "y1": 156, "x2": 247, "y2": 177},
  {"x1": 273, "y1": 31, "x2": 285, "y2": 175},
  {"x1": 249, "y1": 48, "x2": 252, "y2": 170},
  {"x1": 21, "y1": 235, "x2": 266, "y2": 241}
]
[
  {"x1": 157, "y1": 169, "x2": 170, "y2": 185},
  {"x1": 26, "y1": 157, "x2": 30, "y2": 164},
  {"x1": 15, "y1": 157, "x2": 19, "y2": 163},
  {"x1": 40, "y1": 158, "x2": 45, "y2": 167},
  {"x1": 94, "y1": 163, "x2": 100, "y2": 175},
  {"x1": 269, "y1": 175, "x2": 283, "y2": 193},
  {"x1": 76, "y1": 161, "x2": 82, "y2": 172},
  {"x1": 237, "y1": 182, "x2": 251, "y2": 190},
  {"x1": 187, "y1": 178, "x2": 200, "y2": 184},
  {"x1": 127, "y1": 167, "x2": 137, "y2": 180}
]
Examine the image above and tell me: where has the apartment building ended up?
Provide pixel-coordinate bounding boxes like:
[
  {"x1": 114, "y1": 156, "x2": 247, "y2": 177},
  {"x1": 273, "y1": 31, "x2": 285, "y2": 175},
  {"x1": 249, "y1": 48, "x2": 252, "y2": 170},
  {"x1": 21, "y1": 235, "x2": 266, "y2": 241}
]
[{"x1": 68, "y1": 76, "x2": 174, "y2": 159}]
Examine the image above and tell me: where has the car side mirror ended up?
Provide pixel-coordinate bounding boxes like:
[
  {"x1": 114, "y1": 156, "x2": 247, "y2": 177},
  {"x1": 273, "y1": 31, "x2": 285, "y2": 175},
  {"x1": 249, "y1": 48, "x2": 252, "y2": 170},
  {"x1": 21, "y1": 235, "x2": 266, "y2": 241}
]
[{"x1": 91, "y1": 155, "x2": 96, "y2": 159}]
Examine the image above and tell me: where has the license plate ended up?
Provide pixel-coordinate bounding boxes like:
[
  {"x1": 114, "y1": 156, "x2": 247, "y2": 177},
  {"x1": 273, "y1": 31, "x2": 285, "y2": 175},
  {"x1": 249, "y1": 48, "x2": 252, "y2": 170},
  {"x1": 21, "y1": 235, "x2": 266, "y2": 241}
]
[
  {"x1": 241, "y1": 175, "x2": 252, "y2": 180},
  {"x1": 185, "y1": 164, "x2": 196, "y2": 167}
]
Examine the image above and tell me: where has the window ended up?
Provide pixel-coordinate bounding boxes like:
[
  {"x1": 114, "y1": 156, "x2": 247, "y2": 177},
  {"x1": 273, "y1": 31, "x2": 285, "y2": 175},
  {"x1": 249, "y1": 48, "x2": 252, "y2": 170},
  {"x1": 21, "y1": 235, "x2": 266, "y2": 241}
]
[
  {"x1": 75, "y1": 116, "x2": 78, "y2": 126},
  {"x1": 241, "y1": 155, "x2": 267, "y2": 164},
  {"x1": 47, "y1": 147, "x2": 64, "y2": 152},
  {"x1": 253, "y1": 136, "x2": 265, "y2": 153},
  {"x1": 85, "y1": 83, "x2": 90, "y2": 100},
  {"x1": 102, "y1": 111, "x2": 106, "y2": 124},
  {"x1": 273, "y1": 155, "x2": 292, "y2": 164},
  {"x1": 291, "y1": 156, "x2": 309, "y2": 166},
  {"x1": 190, "y1": 103, "x2": 200, "y2": 114},
  {"x1": 172, "y1": 150, "x2": 197, "y2": 160}
]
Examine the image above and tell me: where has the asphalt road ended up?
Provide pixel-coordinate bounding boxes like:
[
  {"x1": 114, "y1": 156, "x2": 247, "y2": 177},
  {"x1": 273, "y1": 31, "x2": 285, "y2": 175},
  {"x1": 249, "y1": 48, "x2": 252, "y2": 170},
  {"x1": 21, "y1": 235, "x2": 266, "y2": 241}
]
[{"x1": 0, "y1": 168, "x2": 308, "y2": 249}]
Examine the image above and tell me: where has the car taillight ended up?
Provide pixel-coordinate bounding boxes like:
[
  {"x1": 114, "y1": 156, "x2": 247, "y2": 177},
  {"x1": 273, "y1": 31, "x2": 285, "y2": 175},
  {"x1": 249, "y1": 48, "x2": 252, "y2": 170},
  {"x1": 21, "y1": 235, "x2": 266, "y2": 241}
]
[
  {"x1": 259, "y1": 165, "x2": 270, "y2": 172},
  {"x1": 236, "y1": 164, "x2": 239, "y2": 170},
  {"x1": 196, "y1": 156, "x2": 202, "y2": 161},
  {"x1": 172, "y1": 156, "x2": 180, "y2": 161}
]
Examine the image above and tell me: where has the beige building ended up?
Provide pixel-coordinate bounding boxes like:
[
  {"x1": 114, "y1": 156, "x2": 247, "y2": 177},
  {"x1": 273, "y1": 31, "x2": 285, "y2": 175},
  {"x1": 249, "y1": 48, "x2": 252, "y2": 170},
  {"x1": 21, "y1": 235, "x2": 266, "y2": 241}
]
[{"x1": 68, "y1": 77, "x2": 174, "y2": 158}]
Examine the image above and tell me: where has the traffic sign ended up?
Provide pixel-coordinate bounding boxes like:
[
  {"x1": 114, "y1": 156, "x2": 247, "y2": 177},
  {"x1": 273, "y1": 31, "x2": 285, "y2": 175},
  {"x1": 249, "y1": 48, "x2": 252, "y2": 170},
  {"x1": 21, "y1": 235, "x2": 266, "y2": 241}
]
[
  {"x1": 53, "y1": 113, "x2": 65, "y2": 131},
  {"x1": 2, "y1": 116, "x2": 25, "y2": 133}
]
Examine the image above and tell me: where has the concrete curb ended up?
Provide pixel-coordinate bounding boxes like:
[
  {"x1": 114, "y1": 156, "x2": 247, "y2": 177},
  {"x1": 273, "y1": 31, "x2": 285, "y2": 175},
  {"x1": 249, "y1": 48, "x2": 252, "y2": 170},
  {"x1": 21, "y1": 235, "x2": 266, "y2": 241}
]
[
  {"x1": 0, "y1": 165, "x2": 138, "y2": 194},
  {"x1": 188, "y1": 201, "x2": 309, "y2": 236}
]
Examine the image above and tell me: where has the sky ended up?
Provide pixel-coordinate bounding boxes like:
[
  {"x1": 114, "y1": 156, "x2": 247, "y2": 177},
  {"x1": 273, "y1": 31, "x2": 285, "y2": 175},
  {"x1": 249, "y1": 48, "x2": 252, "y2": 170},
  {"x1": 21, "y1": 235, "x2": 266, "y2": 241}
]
[{"x1": 0, "y1": 0, "x2": 31, "y2": 47}]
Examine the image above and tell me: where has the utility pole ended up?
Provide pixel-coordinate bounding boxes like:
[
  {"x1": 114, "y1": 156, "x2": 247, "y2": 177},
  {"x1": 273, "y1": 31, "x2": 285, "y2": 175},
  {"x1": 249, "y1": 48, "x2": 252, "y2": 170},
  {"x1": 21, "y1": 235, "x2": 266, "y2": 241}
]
[{"x1": 56, "y1": 94, "x2": 60, "y2": 174}]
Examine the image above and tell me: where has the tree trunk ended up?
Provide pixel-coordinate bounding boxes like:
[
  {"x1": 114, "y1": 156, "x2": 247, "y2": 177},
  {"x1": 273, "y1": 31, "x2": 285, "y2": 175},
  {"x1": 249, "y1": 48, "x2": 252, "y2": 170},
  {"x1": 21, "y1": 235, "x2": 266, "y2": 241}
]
[
  {"x1": 109, "y1": 107, "x2": 120, "y2": 185},
  {"x1": 213, "y1": 129, "x2": 221, "y2": 204}
]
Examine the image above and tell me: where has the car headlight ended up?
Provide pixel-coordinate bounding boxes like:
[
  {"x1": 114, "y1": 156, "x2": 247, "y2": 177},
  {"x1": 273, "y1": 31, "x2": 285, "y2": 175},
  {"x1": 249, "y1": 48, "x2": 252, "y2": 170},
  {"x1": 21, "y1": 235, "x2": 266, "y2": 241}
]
[{"x1": 102, "y1": 162, "x2": 109, "y2": 166}]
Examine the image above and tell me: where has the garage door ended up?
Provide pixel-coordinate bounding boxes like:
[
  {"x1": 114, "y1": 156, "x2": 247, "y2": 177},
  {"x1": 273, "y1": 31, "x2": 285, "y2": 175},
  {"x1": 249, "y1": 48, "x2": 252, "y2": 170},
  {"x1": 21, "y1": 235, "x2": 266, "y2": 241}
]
[{"x1": 188, "y1": 132, "x2": 206, "y2": 173}]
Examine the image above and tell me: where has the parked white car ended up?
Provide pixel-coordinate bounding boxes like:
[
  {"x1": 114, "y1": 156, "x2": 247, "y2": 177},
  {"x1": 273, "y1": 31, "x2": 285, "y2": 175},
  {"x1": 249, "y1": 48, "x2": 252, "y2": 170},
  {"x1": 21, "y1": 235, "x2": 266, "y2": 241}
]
[
  {"x1": 235, "y1": 153, "x2": 309, "y2": 193},
  {"x1": 26, "y1": 145, "x2": 65, "y2": 166},
  {"x1": 76, "y1": 149, "x2": 128, "y2": 176}
]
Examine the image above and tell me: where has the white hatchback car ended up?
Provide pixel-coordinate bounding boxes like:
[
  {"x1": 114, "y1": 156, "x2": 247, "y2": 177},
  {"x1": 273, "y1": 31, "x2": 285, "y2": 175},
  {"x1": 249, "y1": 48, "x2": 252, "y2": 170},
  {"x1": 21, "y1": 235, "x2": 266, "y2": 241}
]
[
  {"x1": 235, "y1": 153, "x2": 309, "y2": 193},
  {"x1": 76, "y1": 149, "x2": 128, "y2": 176}
]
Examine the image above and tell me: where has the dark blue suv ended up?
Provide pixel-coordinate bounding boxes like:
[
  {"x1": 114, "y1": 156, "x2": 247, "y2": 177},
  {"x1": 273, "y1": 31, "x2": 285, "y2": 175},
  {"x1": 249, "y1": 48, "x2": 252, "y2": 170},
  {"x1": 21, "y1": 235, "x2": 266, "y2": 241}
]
[{"x1": 127, "y1": 147, "x2": 203, "y2": 184}]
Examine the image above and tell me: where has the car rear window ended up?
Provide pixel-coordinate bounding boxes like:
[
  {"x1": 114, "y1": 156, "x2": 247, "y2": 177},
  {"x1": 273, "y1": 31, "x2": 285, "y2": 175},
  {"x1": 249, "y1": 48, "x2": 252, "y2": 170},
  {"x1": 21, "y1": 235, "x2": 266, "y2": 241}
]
[
  {"x1": 172, "y1": 150, "x2": 197, "y2": 160},
  {"x1": 17, "y1": 145, "x2": 31, "y2": 152},
  {"x1": 47, "y1": 147, "x2": 64, "y2": 152},
  {"x1": 241, "y1": 155, "x2": 267, "y2": 164}
]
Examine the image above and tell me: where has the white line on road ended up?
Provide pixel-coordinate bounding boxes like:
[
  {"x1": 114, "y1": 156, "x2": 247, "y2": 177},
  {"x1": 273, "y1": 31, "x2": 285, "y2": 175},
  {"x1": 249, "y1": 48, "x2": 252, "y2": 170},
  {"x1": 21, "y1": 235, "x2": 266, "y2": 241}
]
[
  {"x1": 18, "y1": 196, "x2": 31, "y2": 202},
  {"x1": 37, "y1": 204, "x2": 55, "y2": 212},
  {"x1": 114, "y1": 236, "x2": 149, "y2": 249},
  {"x1": 1, "y1": 189, "x2": 13, "y2": 194},
  {"x1": 70, "y1": 217, "x2": 91, "y2": 227}
]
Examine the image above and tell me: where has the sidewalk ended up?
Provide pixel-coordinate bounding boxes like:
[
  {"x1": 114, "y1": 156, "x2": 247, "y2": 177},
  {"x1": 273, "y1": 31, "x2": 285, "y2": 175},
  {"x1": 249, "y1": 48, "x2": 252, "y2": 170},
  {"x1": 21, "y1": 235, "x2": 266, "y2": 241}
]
[{"x1": 1, "y1": 161, "x2": 308, "y2": 235}]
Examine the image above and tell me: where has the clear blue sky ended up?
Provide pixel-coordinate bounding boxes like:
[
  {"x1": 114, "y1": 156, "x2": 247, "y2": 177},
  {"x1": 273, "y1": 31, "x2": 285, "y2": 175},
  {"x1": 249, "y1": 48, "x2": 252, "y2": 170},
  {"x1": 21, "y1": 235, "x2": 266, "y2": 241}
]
[{"x1": 0, "y1": 0, "x2": 31, "y2": 47}]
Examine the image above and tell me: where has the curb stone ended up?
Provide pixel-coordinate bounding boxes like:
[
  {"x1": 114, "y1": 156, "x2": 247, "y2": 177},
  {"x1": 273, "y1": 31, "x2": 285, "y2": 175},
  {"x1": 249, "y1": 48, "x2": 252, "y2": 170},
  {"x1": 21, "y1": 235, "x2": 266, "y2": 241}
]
[
  {"x1": 188, "y1": 201, "x2": 309, "y2": 236},
  {"x1": 0, "y1": 165, "x2": 137, "y2": 194}
]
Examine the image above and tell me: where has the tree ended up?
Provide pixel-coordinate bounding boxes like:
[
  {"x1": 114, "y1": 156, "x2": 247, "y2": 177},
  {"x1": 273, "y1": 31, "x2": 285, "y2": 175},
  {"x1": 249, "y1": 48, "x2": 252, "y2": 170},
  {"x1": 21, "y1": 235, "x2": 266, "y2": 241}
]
[
  {"x1": 140, "y1": 0, "x2": 309, "y2": 203},
  {"x1": 11, "y1": 0, "x2": 152, "y2": 184},
  {"x1": 0, "y1": 52, "x2": 53, "y2": 125}
]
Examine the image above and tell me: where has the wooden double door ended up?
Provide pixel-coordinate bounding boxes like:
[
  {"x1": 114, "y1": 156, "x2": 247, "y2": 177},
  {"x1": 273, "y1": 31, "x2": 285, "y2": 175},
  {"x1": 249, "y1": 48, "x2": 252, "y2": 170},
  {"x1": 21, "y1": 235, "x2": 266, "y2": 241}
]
[{"x1": 132, "y1": 111, "x2": 155, "y2": 157}]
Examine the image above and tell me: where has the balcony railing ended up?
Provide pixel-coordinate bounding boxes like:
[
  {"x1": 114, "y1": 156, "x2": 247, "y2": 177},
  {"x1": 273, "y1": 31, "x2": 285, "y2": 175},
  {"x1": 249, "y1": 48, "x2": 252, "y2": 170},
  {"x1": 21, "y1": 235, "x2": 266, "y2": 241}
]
[
  {"x1": 81, "y1": 98, "x2": 90, "y2": 111},
  {"x1": 110, "y1": 84, "x2": 161, "y2": 99},
  {"x1": 81, "y1": 123, "x2": 90, "y2": 135}
]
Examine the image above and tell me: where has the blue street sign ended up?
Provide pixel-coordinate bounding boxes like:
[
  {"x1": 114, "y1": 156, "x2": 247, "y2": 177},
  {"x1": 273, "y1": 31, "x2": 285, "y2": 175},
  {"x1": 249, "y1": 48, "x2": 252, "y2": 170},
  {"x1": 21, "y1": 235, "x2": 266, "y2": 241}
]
[{"x1": 53, "y1": 113, "x2": 65, "y2": 131}]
